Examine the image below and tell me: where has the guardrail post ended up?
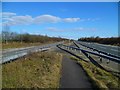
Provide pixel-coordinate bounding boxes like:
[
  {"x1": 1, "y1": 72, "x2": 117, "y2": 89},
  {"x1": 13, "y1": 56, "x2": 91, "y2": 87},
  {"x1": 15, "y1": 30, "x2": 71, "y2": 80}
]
[
  {"x1": 69, "y1": 47, "x2": 71, "y2": 50},
  {"x1": 67, "y1": 46, "x2": 68, "y2": 50},
  {"x1": 79, "y1": 50, "x2": 81, "y2": 53},
  {"x1": 66, "y1": 46, "x2": 68, "y2": 49},
  {"x1": 99, "y1": 57, "x2": 102, "y2": 63},
  {"x1": 75, "y1": 48, "x2": 76, "y2": 51},
  {"x1": 87, "y1": 53, "x2": 89, "y2": 57},
  {"x1": 106, "y1": 59, "x2": 110, "y2": 64},
  {"x1": 72, "y1": 48, "x2": 74, "y2": 51},
  {"x1": 71, "y1": 48, "x2": 73, "y2": 51},
  {"x1": 68, "y1": 47, "x2": 70, "y2": 50}
]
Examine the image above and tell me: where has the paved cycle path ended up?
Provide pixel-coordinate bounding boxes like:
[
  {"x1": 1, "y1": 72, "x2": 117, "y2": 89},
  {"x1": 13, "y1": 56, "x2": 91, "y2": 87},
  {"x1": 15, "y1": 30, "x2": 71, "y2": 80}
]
[{"x1": 60, "y1": 55, "x2": 93, "y2": 88}]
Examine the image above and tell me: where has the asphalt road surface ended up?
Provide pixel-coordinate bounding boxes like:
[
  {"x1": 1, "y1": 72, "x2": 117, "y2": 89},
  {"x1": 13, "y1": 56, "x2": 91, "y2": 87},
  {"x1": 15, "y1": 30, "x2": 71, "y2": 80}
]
[
  {"x1": 76, "y1": 41, "x2": 120, "y2": 58},
  {"x1": 1, "y1": 42, "x2": 63, "y2": 64}
]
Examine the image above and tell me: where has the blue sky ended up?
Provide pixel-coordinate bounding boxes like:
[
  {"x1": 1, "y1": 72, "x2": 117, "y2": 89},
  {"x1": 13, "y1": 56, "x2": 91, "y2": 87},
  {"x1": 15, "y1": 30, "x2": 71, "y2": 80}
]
[{"x1": 2, "y1": 2, "x2": 118, "y2": 40}]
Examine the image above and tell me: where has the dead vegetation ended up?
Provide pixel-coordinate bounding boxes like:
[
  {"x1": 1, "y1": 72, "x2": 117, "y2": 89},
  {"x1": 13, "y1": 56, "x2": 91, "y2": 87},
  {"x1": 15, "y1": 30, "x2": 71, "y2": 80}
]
[{"x1": 2, "y1": 51, "x2": 63, "y2": 88}]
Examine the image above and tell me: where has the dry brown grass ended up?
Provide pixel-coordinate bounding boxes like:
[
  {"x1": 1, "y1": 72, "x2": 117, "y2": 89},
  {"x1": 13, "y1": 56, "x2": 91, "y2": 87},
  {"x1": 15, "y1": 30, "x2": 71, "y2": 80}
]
[
  {"x1": 2, "y1": 41, "x2": 58, "y2": 49},
  {"x1": 2, "y1": 51, "x2": 63, "y2": 88}
]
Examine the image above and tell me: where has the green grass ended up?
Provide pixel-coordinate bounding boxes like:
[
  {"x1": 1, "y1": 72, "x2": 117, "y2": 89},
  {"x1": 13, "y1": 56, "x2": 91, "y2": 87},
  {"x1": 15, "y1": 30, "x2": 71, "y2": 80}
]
[
  {"x1": 71, "y1": 56, "x2": 119, "y2": 89},
  {"x1": 2, "y1": 51, "x2": 63, "y2": 88}
]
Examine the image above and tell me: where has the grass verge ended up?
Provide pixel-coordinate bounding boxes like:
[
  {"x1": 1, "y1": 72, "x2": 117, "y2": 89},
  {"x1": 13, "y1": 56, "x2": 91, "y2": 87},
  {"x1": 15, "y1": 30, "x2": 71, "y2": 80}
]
[
  {"x1": 2, "y1": 51, "x2": 63, "y2": 88},
  {"x1": 71, "y1": 56, "x2": 119, "y2": 89},
  {"x1": 2, "y1": 41, "x2": 59, "y2": 49}
]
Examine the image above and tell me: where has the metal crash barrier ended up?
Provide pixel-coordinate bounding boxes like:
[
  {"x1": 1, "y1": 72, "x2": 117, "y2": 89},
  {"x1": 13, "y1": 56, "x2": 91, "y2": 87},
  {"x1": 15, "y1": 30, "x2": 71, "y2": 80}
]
[{"x1": 57, "y1": 44, "x2": 120, "y2": 64}]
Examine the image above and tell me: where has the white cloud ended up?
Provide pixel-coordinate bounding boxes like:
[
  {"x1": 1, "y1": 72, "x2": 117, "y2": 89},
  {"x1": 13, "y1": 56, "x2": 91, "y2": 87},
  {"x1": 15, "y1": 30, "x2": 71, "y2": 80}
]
[
  {"x1": 2, "y1": 13, "x2": 81, "y2": 26},
  {"x1": 73, "y1": 27, "x2": 97, "y2": 31},
  {"x1": 80, "y1": 18, "x2": 100, "y2": 22},
  {"x1": 45, "y1": 27, "x2": 97, "y2": 32},
  {"x1": 2, "y1": 12, "x2": 16, "y2": 18},
  {"x1": 34, "y1": 15, "x2": 80, "y2": 24},
  {"x1": 63, "y1": 18, "x2": 80, "y2": 22},
  {"x1": 34, "y1": 15, "x2": 61, "y2": 24},
  {"x1": 3, "y1": 15, "x2": 33, "y2": 26},
  {"x1": 46, "y1": 27, "x2": 64, "y2": 32},
  {"x1": 47, "y1": 27, "x2": 84, "y2": 31},
  {"x1": 2, "y1": 12, "x2": 99, "y2": 26}
]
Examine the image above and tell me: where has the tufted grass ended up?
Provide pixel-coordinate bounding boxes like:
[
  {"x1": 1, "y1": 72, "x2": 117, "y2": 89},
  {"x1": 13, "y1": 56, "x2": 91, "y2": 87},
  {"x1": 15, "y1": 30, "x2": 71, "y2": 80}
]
[
  {"x1": 2, "y1": 51, "x2": 63, "y2": 88},
  {"x1": 71, "y1": 56, "x2": 119, "y2": 89}
]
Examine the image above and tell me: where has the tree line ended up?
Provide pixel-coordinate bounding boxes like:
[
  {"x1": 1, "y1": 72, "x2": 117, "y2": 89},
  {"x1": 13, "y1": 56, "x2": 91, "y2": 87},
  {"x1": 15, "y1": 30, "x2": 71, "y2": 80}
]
[
  {"x1": 1, "y1": 30, "x2": 68, "y2": 44},
  {"x1": 78, "y1": 36, "x2": 120, "y2": 46}
]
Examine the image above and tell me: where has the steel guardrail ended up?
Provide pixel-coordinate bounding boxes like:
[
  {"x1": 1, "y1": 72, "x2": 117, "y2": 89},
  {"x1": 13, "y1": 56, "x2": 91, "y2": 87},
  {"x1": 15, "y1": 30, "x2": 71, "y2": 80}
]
[
  {"x1": 2, "y1": 47, "x2": 50, "y2": 64},
  {"x1": 58, "y1": 44, "x2": 120, "y2": 63},
  {"x1": 1, "y1": 41, "x2": 64, "y2": 64},
  {"x1": 74, "y1": 41, "x2": 120, "y2": 60}
]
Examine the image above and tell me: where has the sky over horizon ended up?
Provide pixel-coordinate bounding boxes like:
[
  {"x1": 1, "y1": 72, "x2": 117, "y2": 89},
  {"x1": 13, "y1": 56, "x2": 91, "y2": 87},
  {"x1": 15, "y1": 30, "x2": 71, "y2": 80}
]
[{"x1": 2, "y1": 2, "x2": 118, "y2": 40}]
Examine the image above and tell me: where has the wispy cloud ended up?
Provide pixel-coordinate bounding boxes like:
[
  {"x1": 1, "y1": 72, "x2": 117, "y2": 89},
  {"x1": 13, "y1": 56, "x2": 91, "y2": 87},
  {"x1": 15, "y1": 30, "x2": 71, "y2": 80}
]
[
  {"x1": 46, "y1": 27, "x2": 64, "y2": 32},
  {"x1": 63, "y1": 18, "x2": 80, "y2": 23},
  {"x1": 80, "y1": 18, "x2": 100, "y2": 22},
  {"x1": 46, "y1": 27, "x2": 97, "y2": 32}
]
